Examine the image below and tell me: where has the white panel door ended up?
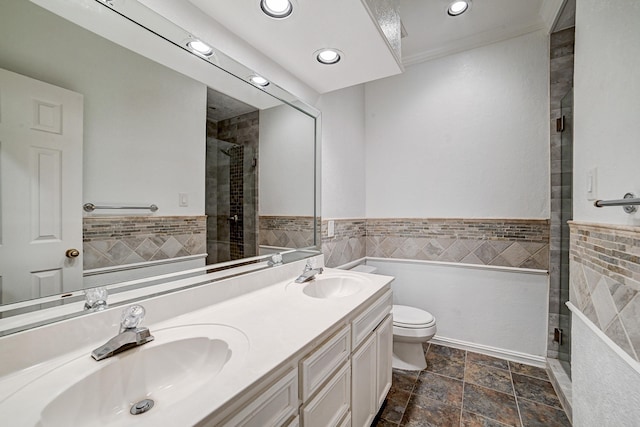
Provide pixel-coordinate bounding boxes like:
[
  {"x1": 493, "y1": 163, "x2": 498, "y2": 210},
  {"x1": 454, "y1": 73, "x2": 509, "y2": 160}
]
[{"x1": 0, "y1": 68, "x2": 83, "y2": 304}]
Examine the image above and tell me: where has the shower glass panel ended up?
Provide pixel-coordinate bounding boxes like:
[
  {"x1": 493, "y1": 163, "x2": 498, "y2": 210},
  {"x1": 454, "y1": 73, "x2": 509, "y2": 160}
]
[{"x1": 558, "y1": 88, "x2": 573, "y2": 377}]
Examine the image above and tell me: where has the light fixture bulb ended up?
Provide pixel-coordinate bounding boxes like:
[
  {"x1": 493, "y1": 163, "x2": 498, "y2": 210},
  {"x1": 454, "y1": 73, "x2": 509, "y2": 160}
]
[
  {"x1": 187, "y1": 40, "x2": 213, "y2": 57},
  {"x1": 448, "y1": 1, "x2": 470, "y2": 16},
  {"x1": 316, "y1": 49, "x2": 341, "y2": 65},
  {"x1": 260, "y1": 0, "x2": 293, "y2": 18},
  {"x1": 249, "y1": 75, "x2": 270, "y2": 87}
]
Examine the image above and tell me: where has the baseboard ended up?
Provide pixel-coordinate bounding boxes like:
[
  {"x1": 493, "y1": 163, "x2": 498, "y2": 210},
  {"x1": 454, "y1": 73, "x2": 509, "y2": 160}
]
[{"x1": 430, "y1": 336, "x2": 547, "y2": 368}]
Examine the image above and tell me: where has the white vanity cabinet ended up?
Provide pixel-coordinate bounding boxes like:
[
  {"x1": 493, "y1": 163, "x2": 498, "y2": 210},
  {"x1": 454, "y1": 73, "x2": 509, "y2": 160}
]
[
  {"x1": 300, "y1": 325, "x2": 352, "y2": 427},
  {"x1": 199, "y1": 286, "x2": 393, "y2": 427},
  {"x1": 351, "y1": 291, "x2": 393, "y2": 427},
  {"x1": 216, "y1": 368, "x2": 299, "y2": 427}
]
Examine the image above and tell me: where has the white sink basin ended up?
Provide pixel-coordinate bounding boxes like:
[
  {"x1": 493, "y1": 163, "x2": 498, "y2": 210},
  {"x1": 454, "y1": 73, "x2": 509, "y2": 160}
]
[
  {"x1": 286, "y1": 273, "x2": 370, "y2": 299},
  {"x1": 303, "y1": 275, "x2": 364, "y2": 298},
  {"x1": 1, "y1": 324, "x2": 248, "y2": 427}
]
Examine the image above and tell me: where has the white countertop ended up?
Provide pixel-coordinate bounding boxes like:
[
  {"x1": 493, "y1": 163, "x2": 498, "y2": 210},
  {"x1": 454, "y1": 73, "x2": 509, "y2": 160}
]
[{"x1": 0, "y1": 262, "x2": 393, "y2": 426}]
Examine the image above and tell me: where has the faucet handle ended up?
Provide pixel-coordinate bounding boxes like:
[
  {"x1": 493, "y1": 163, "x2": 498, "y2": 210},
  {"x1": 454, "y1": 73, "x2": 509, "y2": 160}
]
[
  {"x1": 303, "y1": 259, "x2": 314, "y2": 272},
  {"x1": 121, "y1": 305, "x2": 146, "y2": 331},
  {"x1": 84, "y1": 287, "x2": 108, "y2": 311}
]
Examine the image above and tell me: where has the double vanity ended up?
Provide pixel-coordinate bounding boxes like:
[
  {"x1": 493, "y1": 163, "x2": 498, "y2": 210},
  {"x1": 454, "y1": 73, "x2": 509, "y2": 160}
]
[{"x1": 0, "y1": 257, "x2": 393, "y2": 426}]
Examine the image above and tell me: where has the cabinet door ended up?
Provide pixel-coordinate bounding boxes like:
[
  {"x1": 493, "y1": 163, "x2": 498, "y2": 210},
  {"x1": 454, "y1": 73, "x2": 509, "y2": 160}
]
[
  {"x1": 376, "y1": 315, "x2": 393, "y2": 409},
  {"x1": 351, "y1": 333, "x2": 377, "y2": 427},
  {"x1": 302, "y1": 362, "x2": 351, "y2": 427}
]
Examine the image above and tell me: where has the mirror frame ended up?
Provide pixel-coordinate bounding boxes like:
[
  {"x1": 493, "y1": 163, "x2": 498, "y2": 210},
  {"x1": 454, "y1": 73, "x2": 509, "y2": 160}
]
[{"x1": 0, "y1": 0, "x2": 321, "y2": 335}]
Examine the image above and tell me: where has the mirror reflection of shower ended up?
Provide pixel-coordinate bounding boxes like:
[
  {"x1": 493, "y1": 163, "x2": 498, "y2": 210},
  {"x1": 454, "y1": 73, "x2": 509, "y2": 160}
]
[{"x1": 205, "y1": 88, "x2": 259, "y2": 264}]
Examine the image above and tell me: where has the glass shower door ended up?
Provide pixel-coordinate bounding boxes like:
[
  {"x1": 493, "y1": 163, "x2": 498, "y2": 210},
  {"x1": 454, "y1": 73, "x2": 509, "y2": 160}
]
[{"x1": 558, "y1": 88, "x2": 573, "y2": 377}]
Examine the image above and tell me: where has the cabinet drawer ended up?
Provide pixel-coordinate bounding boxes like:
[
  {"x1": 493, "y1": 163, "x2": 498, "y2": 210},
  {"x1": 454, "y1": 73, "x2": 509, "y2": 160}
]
[
  {"x1": 351, "y1": 289, "x2": 392, "y2": 349},
  {"x1": 300, "y1": 325, "x2": 351, "y2": 401},
  {"x1": 221, "y1": 368, "x2": 298, "y2": 427},
  {"x1": 302, "y1": 362, "x2": 351, "y2": 427}
]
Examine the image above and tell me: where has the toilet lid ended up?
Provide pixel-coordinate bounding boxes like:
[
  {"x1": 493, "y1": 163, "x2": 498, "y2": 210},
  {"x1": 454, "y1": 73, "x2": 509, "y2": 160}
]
[{"x1": 392, "y1": 305, "x2": 435, "y2": 328}]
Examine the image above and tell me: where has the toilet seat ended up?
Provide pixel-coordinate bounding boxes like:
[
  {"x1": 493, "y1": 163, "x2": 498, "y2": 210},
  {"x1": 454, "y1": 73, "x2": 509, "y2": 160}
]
[{"x1": 392, "y1": 305, "x2": 435, "y2": 329}]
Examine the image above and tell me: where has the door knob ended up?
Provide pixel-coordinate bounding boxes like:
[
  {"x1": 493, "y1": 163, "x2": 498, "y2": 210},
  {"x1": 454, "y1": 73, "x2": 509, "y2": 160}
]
[{"x1": 65, "y1": 248, "x2": 80, "y2": 258}]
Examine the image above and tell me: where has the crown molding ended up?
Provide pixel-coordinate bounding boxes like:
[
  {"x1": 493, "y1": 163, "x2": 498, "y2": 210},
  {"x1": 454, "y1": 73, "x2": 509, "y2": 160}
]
[
  {"x1": 402, "y1": 22, "x2": 546, "y2": 67},
  {"x1": 540, "y1": 0, "x2": 566, "y2": 33}
]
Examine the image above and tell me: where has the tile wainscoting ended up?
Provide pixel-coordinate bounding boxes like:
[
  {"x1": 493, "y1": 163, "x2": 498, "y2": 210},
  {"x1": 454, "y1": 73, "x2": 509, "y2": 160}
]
[
  {"x1": 83, "y1": 216, "x2": 206, "y2": 269},
  {"x1": 569, "y1": 221, "x2": 640, "y2": 361},
  {"x1": 321, "y1": 218, "x2": 550, "y2": 270},
  {"x1": 321, "y1": 219, "x2": 367, "y2": 268},
  {"x1": 259, "y1": 216, "x2": 317, "y2": 249}
]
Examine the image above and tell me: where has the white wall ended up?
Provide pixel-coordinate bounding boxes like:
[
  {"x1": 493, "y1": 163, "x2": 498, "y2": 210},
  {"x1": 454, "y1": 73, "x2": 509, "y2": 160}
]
[
  {"x1": 259, "y1": 105, "x2": 316, "y2": 216},
  {"x1": 573, "y1": 0, "x2": 640, "y2": 226},
  {"x1": 571, "y1": 0, "x2": 640, "y2": 423},
  {"x1": 316, "y1": 85, "x2": 367, "y2": 219},
  {"x1": 368, "y1": 259, "x2": 548, "y2": 360},
  {"x1": 0, "y1": 0, "x2": 206, "y2": 216},
  {"x1": 364, "y1": 31, "x2": 549, "y2": 219}
]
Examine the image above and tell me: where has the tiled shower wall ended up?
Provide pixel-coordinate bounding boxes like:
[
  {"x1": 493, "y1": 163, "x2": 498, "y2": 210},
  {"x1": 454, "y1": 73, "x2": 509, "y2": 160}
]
[
  {"x1": 83, "y1": 216, "x2": 206, "y2": 269},
  {"x1": 321, "y1": 218, "x2": 550, "y2": 270},
  {"x1": 206, "y1": 111, "x2": 259, "y2": 264},
  {"x1": 570, "y1": 222, "x2": 640, "y2": 361},
  {"x1": 548, "y1": 26, "x2": 575, "y2": 360}
]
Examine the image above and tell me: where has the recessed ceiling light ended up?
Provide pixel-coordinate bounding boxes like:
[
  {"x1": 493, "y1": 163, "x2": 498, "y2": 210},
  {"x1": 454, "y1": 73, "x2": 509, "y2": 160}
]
[
  {"x1": 187, "y1": 39, "x2": 213, "y2": 57},
  {"x1": 260, "y1": 0, "x2": 293, "y2": 19},
  {"x1": 316, "y1": 48, "x2": 342, "y2": 65},
  {"x1": 249, "y1": 75, "x2": 270, "y2": 87},
  {"x1": 448, "y1": 0, "x2": 470, "y2": 16}
]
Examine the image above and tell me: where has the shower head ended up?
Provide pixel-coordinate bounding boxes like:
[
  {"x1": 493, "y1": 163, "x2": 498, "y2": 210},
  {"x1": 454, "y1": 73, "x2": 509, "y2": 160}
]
[{"x1": 219, "y1": 148, "x2": 232, "y2": 156}]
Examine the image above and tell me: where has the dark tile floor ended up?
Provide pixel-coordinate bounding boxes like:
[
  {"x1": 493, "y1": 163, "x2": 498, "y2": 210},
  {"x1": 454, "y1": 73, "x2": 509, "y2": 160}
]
[{"x1": 373, "y1": 343, "x2": 571, "y2": 427}]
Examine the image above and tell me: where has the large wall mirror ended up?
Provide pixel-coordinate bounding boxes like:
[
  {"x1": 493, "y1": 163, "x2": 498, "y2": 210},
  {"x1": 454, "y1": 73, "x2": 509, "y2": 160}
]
[{"x1": 0, "y1": 0, "x2": 320, "y2": 333}]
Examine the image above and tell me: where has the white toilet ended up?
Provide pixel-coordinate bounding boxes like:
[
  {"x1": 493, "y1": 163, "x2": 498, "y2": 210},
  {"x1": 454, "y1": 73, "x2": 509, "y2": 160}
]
[
  {"x1": 391, "y1": 304, "x2": 437, "y2": 371},
  {"x1": 349, "y1": 264, "x2": 437, "y2": 371}
]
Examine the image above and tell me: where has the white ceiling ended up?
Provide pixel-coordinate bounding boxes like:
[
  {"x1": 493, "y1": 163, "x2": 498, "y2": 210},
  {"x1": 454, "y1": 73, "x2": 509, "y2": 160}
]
[
  {"x1": 399, "y1": 0, "x2": 554, "y2": 65},
  {"x1": 186, "y1": 0, "x2": 404, "y2": 94},
  {"x1": 143, "y1": 0, "x2": 564, "y2": 95}
]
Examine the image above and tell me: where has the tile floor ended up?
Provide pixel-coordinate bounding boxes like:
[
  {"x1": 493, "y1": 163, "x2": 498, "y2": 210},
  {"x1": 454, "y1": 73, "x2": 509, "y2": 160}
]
[{"x1": 373, "y1": 343, "x2": 571, "y2": 427}]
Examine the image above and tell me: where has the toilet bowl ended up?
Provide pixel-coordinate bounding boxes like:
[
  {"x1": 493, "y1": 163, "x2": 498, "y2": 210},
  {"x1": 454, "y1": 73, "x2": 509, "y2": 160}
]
[{"x1": 392, "y1": 305, "x2": 437, "y2": 371}]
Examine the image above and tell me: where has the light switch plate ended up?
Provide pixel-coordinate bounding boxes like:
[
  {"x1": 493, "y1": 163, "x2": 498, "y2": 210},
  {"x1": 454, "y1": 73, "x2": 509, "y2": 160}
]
[
  {"x1": 586, "y1": 168, "x2": 597, "y2": 201},
  {"x1": 179, "y1": 193, "x2": 189, "y2": 207},
  {"x1": 327, "y1": 220, "x2": 335, "y2": 238}
]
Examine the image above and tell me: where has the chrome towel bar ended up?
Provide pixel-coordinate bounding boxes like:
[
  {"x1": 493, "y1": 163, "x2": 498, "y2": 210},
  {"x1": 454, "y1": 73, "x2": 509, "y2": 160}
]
[
  {"x1": 83, "y1": 203, "x2": 159, "y2": 212},
  {"x1": 594, "y1": 193, "x2": 639, "y2": 214}
]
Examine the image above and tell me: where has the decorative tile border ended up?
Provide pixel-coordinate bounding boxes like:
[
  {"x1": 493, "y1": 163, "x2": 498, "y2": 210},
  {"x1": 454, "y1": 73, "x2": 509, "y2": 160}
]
[
  {"x1": 259, "y1": 216, "x2": 316, "y2": 249},
  {"x1": 569, "y1": 221, "x2": 640, "y2": 361},
  {"x1": 321, "y1": 219, "x2": 367, "y2": 268},
  {"x1": 365, "y1": 219, "x2": 550, "y2": 269},
  {"x1": 83, "y1": 216, "x2": 206, "y2": 269}
]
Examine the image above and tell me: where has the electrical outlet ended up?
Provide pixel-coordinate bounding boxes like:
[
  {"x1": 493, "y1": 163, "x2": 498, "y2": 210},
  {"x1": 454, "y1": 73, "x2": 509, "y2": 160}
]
[{"x1": 327, "y1": 220, "x2": 335, "y2": 238}]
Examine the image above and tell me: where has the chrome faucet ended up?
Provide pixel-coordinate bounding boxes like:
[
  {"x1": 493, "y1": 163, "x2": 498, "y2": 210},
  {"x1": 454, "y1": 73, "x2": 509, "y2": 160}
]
[
  {"x1": 295, "y1": 261, "x2": 323, "y2": 283},
  {"x1": 91, "y1": 305, "x2": 154, "y2": 361}
]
